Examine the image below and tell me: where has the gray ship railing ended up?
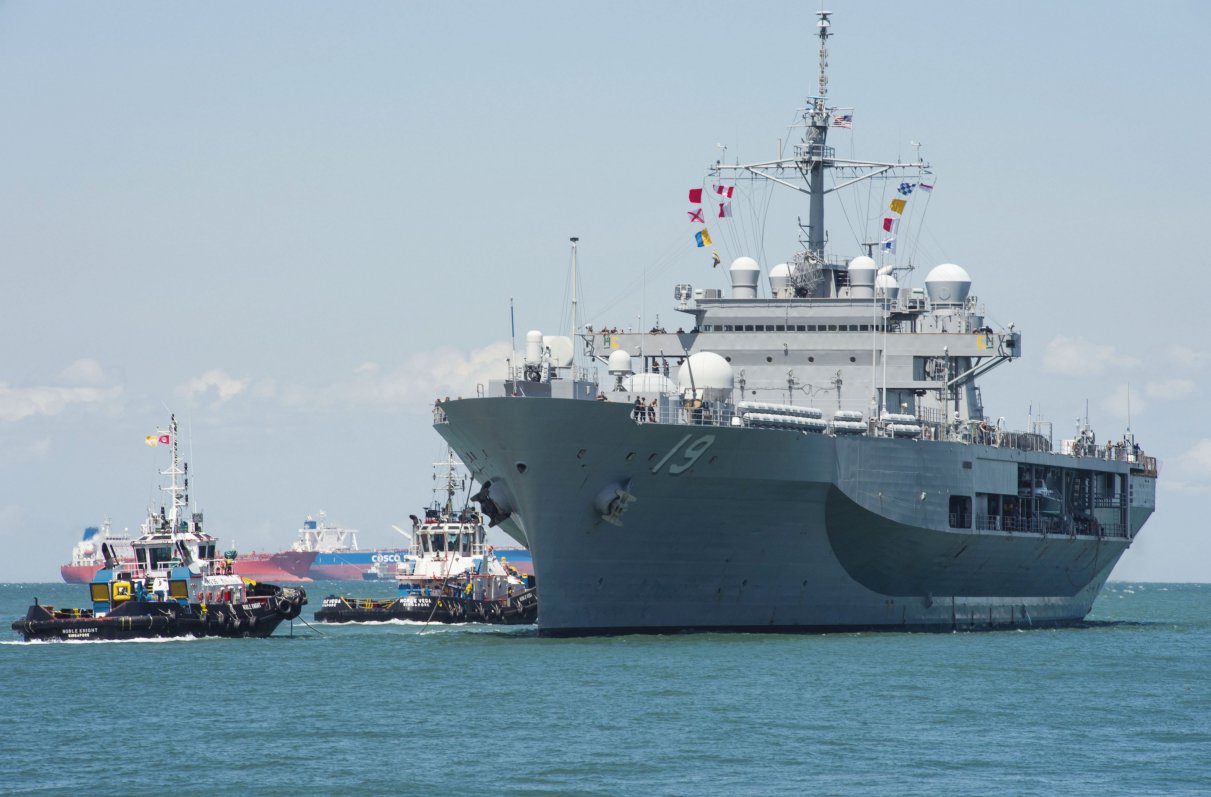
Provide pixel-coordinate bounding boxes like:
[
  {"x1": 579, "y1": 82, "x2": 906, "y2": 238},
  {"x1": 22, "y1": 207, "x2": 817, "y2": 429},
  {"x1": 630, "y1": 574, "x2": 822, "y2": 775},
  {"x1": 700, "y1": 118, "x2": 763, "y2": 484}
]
[
  {"x1": 976, "y1": 514, "x2": 1126, "y2": 538},
  {"x1": 432, "y1": 392, "x2": 1154, "y2": 475}
]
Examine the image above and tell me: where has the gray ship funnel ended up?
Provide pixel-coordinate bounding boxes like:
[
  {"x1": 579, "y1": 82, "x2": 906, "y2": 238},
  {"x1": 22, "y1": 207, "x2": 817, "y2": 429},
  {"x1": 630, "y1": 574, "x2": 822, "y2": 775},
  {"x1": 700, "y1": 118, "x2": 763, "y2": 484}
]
[
  {"x1": 848, "y1": 256, "x2": 876, "y2": 299},
  {"x1": 729, "y1": 257, "x2": 760, "y2": 299}
]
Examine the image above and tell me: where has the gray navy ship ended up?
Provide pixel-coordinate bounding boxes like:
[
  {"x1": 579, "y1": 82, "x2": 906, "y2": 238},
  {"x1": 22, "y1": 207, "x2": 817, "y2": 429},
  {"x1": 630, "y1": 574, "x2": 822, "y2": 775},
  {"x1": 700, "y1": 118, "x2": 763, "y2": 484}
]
[{"x1": 434, "y1": 12, "x2": 1157, "y2": 636}]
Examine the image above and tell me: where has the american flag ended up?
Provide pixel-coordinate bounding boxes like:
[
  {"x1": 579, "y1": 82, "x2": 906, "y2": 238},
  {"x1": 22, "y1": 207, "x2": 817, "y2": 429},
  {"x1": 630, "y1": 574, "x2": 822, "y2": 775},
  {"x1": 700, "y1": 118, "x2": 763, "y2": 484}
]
[{"x1": 831, "y1": 114, "x2": 853, "y2": 129}]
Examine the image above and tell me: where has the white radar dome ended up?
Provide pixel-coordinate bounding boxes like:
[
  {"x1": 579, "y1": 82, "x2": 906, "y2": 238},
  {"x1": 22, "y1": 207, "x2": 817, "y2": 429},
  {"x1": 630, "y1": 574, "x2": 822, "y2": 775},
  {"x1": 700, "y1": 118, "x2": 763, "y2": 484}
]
[
  {"x1": 729, "y1": 256, "x2": 760, "y2": 299},
  {"x1": 607, "y1": 349, "x2": 633, "y2": 375},
  {"x1": 875, "y1": 273, "x2": 900, "y2": 302},
  {"x1": 543, "y1": 335, "x2": 574, "y2": 367},
  {"x1": 677, "y1": 351, "x2": 734, "y2": 402},
  {"x1": 769, "y1": 263, "x2": 796, "y2": 298},
  {"x1": 924, "y1": 263, "x2": 972, "y2": 306},
  {"x1": 848, "y1": 256, "x2": 877, "y2": 299}
]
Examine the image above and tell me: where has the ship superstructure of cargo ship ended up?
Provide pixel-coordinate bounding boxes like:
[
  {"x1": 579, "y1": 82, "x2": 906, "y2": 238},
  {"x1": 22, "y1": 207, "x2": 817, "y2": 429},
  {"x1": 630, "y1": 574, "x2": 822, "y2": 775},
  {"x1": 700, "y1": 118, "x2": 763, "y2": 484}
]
[
  {"x1": 432, "y1": 12, "x2": 1158, "y2": 636},
  {"x1": 292, "y1": 512, "x2": 408, "y2": 581}
]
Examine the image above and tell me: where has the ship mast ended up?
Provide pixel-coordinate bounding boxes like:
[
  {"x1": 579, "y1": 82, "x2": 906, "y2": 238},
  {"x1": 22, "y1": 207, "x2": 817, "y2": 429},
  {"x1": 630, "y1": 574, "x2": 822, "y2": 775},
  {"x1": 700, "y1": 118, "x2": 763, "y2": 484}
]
[
  {"x1": 710, "y1": 11, "x2": 929, "y2": 268},
  {"x1": 160, "y1": 414, "x2": 188, "y2": 534},
  {"x1": 569, "y1": 236, "x2": 580, "y2": 339},
  {"x1": 806, "y1": 10, "x2": 831, "y2": 257}
]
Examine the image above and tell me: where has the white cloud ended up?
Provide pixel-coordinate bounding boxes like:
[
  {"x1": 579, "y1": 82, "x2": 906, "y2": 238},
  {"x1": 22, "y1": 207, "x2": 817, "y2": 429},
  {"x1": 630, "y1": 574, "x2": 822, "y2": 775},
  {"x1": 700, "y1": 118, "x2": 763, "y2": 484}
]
[
  {"x1": 176, "y1": 369, "x2": 250, "y2": 404},
  {"x1": 1100, "y1": 383, "x2": 1146, "y2": 421},
  {"x1": 1165, "y1": 439, "x2": 1211, "y2": 494},
  {"x1": 1166, "y1": 344, "x2": 1205, "y2": 370},
  {"x1": 58, "y1": 358, "x2": 106, "y2": 386},
  {"x1": 1181, "y1": 439, "x2": 1211, "y2": 477},
  {"x1": 1043, "y1": 335, "x2": 1134, "y2": 376},
  {"x1": 275, "y1": 341, "x2": 513, "y2": 413},
  {"x1": 0, "y1": 361, "x2": 123, "y2": 422},
  {"x1": 1144, "y1": 378, "x2": 1195, "y2": 401}
]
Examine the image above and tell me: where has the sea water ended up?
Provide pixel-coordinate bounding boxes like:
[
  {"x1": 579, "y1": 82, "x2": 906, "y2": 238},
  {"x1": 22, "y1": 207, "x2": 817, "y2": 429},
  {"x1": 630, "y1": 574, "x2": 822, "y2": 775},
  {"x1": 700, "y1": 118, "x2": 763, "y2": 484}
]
[{"x1": 1, "y1": 581, "x2": 1208, "y2": 797}]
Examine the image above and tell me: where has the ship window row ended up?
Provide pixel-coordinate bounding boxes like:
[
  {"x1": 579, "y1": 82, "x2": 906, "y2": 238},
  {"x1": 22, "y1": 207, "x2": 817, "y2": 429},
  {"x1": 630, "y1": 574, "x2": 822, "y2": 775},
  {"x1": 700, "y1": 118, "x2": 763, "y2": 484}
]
[{"x1": 700, "y1": 323, "x2": 884, "y2": 333}]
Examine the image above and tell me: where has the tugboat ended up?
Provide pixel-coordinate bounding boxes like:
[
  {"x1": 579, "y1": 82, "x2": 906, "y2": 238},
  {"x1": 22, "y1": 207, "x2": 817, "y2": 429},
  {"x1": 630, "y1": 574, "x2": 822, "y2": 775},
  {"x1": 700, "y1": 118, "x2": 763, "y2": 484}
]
[
  {"x1": 315, "y1": 451, "x2": 537, "y2": 624},
  {"x1": 11, "y1": 416, "x2": 307, "y2": 642}
]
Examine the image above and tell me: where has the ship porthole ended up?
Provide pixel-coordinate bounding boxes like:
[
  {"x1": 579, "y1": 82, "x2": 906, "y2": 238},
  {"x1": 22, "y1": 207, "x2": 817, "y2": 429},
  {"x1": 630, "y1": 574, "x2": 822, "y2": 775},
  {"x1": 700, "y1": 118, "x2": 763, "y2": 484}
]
[
  {"x1": 515, "y1": 462, "x2": 528, "y2": 474},
  {"x1": 808, "y1": 356, "x2": 815, "y2": 362}
]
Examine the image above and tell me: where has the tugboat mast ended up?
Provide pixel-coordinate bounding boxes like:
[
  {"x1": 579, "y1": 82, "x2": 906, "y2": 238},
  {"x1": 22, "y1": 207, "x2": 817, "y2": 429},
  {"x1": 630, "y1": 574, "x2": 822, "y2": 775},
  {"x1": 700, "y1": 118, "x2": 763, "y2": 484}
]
[{"x1": 159, "y1": 414, "x2": 188, "y2": 533}]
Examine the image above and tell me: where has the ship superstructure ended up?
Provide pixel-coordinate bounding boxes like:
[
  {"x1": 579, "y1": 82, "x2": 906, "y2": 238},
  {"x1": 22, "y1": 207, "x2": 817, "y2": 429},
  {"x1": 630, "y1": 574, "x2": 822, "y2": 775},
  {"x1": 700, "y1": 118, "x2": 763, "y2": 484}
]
[{"x1": 432, "y1": 13, "x2": 1157, "y2": 635}]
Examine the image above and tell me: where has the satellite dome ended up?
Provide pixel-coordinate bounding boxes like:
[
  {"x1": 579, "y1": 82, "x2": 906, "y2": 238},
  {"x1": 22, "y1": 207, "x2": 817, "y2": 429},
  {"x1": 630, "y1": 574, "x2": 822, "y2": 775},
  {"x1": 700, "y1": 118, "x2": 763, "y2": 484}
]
[
  {"x1": 848, "y1": 255, "x2": 877, "y2": 273},
  {"x1": 924, "y1": 263, "x2": 971, "y2": 305},
  {"x1": 848, "y1": 256, "x2": 876, "y2": 298},
  {"x1": 543, "y1": 335, "x2": 574, "y2": 367},
  {"x1": 729, "y1": 256, "x2": 760, "y2": 299},
  {"x1": 768, "y1": 263, "x2": 796, "y2": 297},
  {"x1": 677, "y1": 351, "x2": 733, "y2": 402},
  {"x1": 875, "y1": 273, "x2": 900, "y2": 302},
  {"x1": 607, "y1": 350, "x2": 633, "y2": 375}
]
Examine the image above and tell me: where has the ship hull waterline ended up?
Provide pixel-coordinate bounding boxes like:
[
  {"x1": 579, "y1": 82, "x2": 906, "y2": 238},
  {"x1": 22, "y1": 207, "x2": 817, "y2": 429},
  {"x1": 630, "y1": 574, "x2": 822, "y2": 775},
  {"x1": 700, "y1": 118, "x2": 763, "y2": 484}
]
[{"x1": 435, "y1": 397, "x2": 1145, "y2": 637}]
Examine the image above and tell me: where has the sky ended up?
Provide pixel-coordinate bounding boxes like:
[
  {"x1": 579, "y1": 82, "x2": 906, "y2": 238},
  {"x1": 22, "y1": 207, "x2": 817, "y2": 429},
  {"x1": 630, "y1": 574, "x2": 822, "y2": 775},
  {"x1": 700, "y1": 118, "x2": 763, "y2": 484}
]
[{"x1": 1, "y1": 0, "x2": 1208, "y2": 582}]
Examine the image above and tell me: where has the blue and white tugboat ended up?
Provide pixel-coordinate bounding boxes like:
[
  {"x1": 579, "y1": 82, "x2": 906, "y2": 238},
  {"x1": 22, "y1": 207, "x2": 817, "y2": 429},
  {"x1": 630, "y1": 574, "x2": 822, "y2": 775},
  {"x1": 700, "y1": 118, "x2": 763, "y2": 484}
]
[
  {"x1": 11, "y1": 416, "x2": 307, "y2": 642},
  {"x1": 315, "y1": 452, "x2": 536, "y2": 624}
]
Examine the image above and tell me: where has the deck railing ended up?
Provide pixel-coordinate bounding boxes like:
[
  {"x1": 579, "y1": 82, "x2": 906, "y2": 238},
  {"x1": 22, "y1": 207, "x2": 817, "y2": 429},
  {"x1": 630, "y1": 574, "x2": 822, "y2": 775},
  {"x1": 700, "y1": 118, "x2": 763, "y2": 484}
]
[{"x1": 430, "y1": 390, "x2": 1154, "y2": 471}]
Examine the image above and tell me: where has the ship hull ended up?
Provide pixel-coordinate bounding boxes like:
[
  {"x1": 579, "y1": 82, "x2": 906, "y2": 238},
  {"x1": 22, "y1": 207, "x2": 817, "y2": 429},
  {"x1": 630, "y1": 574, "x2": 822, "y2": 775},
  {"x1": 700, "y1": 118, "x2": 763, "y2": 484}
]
[
  {"x1": 60, "y1": 565, "x2": 101, "y2": 584},
  {"x1": 314, "y1": 590, "x2": 537, "y2": 625},
  {"x1": 232, "y1": 550, "x2": 316, "y2": 582},
  {"x1": 307, "y1": 547, "x2": 533, "y2": 580},
  {"x1": 436, "y1": 398, "x2": 1151, "y2": 636},
  {"x1": 308, "y1": 549, "x2": 410, "y2": 581},
  {"x1": 11, "y1": 590, "x2": 307, "y2": 642}
]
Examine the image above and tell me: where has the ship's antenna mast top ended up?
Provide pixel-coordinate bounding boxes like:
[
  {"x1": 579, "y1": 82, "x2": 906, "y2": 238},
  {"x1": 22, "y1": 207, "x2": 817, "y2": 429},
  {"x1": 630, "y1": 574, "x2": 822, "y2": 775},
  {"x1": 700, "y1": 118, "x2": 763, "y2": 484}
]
[
  {"x1": 569, "y1": 236, "x2": 579, "y2": 340},
  {"x1": 816, "y1": 11, "x2": 831, "y2": 116}
]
